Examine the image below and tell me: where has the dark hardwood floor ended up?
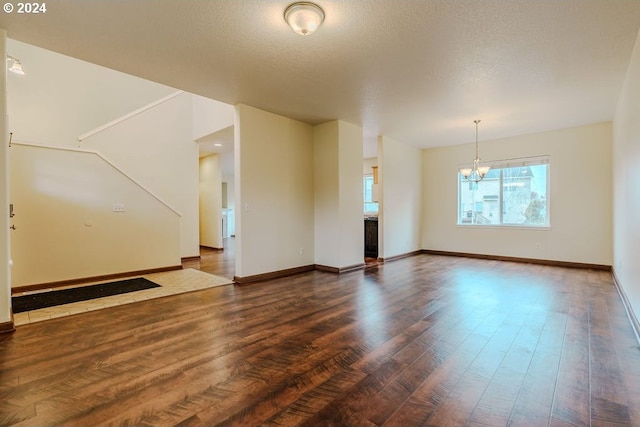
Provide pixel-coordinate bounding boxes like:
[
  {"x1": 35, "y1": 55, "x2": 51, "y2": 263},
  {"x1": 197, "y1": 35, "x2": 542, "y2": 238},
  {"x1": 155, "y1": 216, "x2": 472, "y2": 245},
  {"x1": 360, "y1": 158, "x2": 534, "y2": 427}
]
[
  {"x1": 183, "y1": 238, "x2": 236, "y2": 279},
  {"x1": 1, "y1": 250, "x2": 640, "y2": 426}
]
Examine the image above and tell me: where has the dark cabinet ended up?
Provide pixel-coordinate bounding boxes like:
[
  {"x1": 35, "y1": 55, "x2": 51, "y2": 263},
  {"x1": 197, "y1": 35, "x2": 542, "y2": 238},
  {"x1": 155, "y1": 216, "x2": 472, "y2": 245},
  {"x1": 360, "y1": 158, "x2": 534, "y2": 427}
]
[{"x1": 364, "y1": 218, "x2": 378, "y2": 258}]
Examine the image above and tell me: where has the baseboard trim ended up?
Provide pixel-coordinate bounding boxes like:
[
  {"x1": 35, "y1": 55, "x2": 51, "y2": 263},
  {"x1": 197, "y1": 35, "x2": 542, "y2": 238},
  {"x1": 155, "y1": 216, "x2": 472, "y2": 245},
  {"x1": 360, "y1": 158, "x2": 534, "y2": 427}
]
[
  {"x1": 379, "y1": 250, "x2": 422, "y2": 263},
  {"x1": 0, "y1": 310, "x2": 15, "y2": 334},
  {"x1": 234, "y1": 265, "x2": 315, "y2": 284},
  {"x1": 314, "y1": 264, "x2": 339, "y2": 274},
  {"x1": 612, "y1": 268, "x2": 640, "y2": 345},
  {"x1": 181, "y1": 255, "x2": 202, "y2": 262},
  {"x1": 315, "y1": 263, "x2": 365, "y2": 274},
  {"x1": 199, "y1": 245, "x2": 224, "y2": 252},
  {"x1": 421, "y1": 250, "x2": 611, "y2": 271},
  {"x1": 233, "y1": 247, "x2": 608, "y2": 285},
  {"x1": 11, "y1": 265, "x2": 183, "y2": 295},
  {"x1": 236, "y1": 253, "x2": 423, "y2": 284}
]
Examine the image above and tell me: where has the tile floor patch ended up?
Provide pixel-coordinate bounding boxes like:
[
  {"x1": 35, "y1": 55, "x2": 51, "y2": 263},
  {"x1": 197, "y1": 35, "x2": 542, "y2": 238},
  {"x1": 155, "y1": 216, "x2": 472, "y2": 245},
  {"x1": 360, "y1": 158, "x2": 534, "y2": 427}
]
[{"x1": 13, "y1": 269, "x2": 233, "y2": 326}]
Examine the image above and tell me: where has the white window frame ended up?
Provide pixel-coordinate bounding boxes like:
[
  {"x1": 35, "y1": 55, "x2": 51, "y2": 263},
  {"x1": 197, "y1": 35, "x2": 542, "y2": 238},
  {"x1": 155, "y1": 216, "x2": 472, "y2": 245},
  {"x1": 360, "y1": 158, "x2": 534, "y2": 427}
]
[{"x1": 457, "y1": 155, "x2": 550, "y2": 229}]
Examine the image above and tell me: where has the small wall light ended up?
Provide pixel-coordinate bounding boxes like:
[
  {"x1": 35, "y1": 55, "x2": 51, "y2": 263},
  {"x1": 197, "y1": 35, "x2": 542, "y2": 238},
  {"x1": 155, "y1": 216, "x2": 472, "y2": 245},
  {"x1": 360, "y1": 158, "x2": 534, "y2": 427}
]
[
  {"x1": 6, "y1": 55, "x2": 25, "y2": 75},
  {"x1": 284, "y1": 2, "x2": 325, "y2": 36}
]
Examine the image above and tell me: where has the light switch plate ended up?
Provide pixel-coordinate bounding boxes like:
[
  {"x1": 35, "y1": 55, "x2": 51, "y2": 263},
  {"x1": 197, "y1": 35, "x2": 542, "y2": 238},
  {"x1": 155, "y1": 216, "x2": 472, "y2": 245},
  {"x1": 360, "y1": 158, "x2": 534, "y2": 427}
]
[{"x1": 113, "y1": 203, "x2": 126, "y2": 212}]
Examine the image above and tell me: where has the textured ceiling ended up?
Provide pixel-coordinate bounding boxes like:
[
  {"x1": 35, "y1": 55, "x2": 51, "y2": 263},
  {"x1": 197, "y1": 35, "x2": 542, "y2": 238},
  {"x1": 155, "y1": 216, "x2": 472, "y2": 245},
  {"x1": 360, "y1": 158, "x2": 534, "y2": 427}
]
[{"x1": 1, "y1": 0, "x2": 639, "y2": 150}]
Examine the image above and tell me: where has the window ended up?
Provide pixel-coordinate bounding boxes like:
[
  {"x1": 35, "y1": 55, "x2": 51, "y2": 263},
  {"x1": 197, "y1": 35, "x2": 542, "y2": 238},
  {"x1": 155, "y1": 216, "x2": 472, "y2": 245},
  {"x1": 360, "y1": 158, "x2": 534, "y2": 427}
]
[
  {"x1": 364, "y1": 174, "x2": 378, "y2": 213},
  {"x1": 458, "y1": 156, "x2": 549, "y2": 227}
]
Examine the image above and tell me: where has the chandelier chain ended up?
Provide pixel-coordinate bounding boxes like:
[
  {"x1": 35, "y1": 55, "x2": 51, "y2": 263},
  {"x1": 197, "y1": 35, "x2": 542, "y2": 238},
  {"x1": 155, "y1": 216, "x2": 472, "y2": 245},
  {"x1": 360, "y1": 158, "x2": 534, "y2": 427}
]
[{"x1": 460, "y1": 119, "x2": 490, "y2": 183}]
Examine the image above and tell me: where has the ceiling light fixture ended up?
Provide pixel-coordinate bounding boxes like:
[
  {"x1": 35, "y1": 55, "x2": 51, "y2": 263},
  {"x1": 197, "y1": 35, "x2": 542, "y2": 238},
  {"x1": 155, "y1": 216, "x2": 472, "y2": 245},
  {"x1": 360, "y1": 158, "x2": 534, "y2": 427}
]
[
  {"x1": 459, "y1": 120, "x2": 490, "y2": 182},
  {"x1": 284, "y1": 2, "x2": 325, "y2": 36},
  {"x1": 6, "y1": 55, "x2": 25, "y2": 75}
]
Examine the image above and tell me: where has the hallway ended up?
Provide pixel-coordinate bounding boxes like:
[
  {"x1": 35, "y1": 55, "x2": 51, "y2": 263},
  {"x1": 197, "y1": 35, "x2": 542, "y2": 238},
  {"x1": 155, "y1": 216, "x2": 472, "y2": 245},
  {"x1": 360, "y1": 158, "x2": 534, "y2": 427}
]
[{"x1": 182, "y1": 237, "x2": 236, "y2": 279}]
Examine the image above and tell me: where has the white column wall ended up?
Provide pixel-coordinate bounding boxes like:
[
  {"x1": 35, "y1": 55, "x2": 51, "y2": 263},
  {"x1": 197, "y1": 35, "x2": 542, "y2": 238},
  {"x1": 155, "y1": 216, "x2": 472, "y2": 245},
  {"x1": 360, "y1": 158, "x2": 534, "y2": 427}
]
[
  {"x1": 313, "y1": 121, "x2": 340, "y2": 267},
  {"x1": 314, "y1": 120, "x2": 364, "y2": 269},
  {"x1": 378, "y1": 135, "x2": 423, "y2": 259},
  {"x1": 234, "y1": 104, "x2": 314, "y2": 278},
  {"x1": 337, "y1": 121, "x2": 365, "y2": 268}
]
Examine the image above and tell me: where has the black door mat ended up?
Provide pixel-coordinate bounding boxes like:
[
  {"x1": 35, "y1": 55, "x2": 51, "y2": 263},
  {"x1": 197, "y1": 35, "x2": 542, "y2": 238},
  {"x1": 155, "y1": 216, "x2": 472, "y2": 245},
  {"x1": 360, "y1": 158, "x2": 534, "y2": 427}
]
[{"x1": 12, "y1": 277, "x2": 161, "y2": 313}]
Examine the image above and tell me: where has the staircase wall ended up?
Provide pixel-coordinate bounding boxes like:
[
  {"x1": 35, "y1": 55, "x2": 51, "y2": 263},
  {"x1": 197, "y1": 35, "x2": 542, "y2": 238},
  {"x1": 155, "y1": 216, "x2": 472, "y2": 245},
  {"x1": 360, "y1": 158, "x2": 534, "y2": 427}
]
[
  {"x1": 9, "y1": 143, "x2": 181, "y2": 287},
  {"x1": 81, "y1": 92, "x2": 200, "y2": 258},
  {"x1": 7, "y1": 38, "x2": 175, "y2": 147}
]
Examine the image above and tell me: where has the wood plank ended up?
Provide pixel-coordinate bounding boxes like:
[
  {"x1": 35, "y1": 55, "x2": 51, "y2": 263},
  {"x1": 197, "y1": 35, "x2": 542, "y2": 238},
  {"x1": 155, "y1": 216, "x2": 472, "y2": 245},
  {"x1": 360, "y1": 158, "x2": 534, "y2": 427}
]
[
  {"x1": 507, "y1": 304, "x2": 568, "y2": 425},
  {"x1": 589, "y1": 283, "x2": 634, "y2": 426},
  {"x1": 549, "y1": 274, "x2": 591, "y2": 427},
  {"x1": 468, "y1": 286, "x2": 551, "y2": 426}
]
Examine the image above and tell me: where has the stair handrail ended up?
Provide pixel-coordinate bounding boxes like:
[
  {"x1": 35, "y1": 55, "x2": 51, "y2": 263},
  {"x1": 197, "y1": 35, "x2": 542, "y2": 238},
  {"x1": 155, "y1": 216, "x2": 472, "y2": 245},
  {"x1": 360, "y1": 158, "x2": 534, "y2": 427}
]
[
  {"x1": 77, "y1": 90, "x2": 184, "y2": 143},
  {"x1": 11, "y1": 140, "x2": 182, "y2": 217}
]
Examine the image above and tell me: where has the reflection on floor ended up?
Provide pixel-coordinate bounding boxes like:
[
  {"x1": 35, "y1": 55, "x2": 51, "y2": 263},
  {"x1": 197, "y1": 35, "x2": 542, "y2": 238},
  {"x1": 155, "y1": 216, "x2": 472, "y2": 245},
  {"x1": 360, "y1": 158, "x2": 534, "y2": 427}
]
[
  {"x1": 13, "y1": 268, "x2": 233, "y2": 326},
  {"x1": 365, "y1": 257, "x2": 382, "y2": 268}
]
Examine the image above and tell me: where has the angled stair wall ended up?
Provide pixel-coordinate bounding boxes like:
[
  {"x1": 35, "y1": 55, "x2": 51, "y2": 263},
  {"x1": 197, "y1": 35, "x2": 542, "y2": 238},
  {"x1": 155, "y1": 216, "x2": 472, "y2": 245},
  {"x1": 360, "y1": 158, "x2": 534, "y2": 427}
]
[{"x1": 10, "y1": 142, "x2": 181, "y2": 287}]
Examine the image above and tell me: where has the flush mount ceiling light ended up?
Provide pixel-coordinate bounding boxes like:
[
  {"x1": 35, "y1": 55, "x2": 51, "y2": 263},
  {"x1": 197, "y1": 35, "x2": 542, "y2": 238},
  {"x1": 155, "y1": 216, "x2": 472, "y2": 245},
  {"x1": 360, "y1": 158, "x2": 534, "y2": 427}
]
[
  {"x1": 284, "y1": 2, "x2": 325, "y2": 36},
  {"x1": 6, "y1": 55, "x2": 25, "y2": 75},
  {"x1": 459, "y1": 120, "x2": 490, "y2": 182}
]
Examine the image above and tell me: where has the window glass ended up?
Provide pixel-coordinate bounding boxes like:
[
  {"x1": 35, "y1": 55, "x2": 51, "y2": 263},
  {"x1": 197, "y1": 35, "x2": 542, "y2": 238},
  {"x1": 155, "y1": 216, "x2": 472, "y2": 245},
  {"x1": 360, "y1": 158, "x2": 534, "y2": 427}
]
[
  {"x1": 458, "y1": 157, "x2": 549, "y2": 227},
  {"x1": 364, "y1": 175, "x2": 378, "y2": 213}
]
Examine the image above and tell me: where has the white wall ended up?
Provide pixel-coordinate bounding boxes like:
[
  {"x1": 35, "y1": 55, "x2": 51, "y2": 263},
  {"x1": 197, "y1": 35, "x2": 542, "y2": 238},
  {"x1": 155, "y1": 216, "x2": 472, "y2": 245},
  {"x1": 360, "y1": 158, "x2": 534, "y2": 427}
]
[
  {"x1": 363, "y1": 157, "x2": 377, "y2": 175},
  {"x1": 234, "y1": 104, "x2": 314, "y2": 278},
  {"x1": 0, "y1": 30, "x2": 11, "y2": 325},
  {"x1": 6, "y1": 39, "x2": 199, "y2": 259},
  {"x1": 192, "y1": 95, "x2": 234, "y2": 141},
  {"x1": 422, "y1": 122, "x2": 613, "y2": 265},
  {"x1": 613, "y1": 30, "x2": 640, "y2": 321},
  {"x1": 314, "y1": 122, "x2": 340, "y2": 267},
  {"x1": 9, "y1": 144, "x2": 181, "y2": 287},
  {"x1": 7, "y1": 39, "x2": 175, "y2": 147},
  {"x1": 81, "y1": 92, "x2": 200, "y2": 258},
  {"x1": 200, "y1": 154, "x2": 223, "y2": 248},
  {"x1": 378, "y1": 135, "x2": 423, "y2": 259},
  {"x1": 314, "y1": 120, "x2": 364, "y2": 269},
  {"x1": 338, "y1": 121, "x2": 366, "y2": 267}
]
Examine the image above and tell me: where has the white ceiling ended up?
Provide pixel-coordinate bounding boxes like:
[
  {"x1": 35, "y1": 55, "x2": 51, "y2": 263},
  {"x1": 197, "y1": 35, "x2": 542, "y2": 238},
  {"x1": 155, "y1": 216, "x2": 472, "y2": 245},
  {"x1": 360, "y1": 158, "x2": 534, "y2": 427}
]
[{"x1": 1, "y1": 0, "x2": 639, "y2": 151}]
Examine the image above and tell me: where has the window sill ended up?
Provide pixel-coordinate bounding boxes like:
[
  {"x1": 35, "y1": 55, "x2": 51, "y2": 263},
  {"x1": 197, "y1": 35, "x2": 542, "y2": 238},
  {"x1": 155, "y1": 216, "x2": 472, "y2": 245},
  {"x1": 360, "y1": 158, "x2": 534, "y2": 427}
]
[{"x1": 456, "y1": 224, "x2": 551, "y2": 231}]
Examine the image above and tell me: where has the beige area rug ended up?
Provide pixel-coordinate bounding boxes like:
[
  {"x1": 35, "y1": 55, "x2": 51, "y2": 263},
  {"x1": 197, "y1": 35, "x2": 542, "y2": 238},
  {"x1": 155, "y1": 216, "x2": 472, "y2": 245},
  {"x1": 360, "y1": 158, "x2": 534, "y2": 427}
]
[{"x1": 13, "y1": 269, "x2": 233, "y2": 326}]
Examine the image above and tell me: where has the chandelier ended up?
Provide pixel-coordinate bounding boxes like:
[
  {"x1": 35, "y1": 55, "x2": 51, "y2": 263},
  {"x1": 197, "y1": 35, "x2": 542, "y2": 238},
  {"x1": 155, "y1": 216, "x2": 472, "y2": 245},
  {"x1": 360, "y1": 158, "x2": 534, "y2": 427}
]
[{"x1": 459, "y1": 120, "x2": 490, "y2": 182}]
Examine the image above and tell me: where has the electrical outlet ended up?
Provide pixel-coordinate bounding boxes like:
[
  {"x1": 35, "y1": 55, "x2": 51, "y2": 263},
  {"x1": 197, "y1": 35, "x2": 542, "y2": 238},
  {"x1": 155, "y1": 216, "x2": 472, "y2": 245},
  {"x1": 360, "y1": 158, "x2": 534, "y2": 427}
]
[{"x1": 299, "y1": 248, "x2": 304, "y2": 255}]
